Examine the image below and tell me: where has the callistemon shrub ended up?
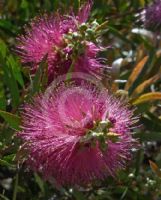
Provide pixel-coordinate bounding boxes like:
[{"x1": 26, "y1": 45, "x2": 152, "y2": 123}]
[
  {"x1": 16, "y1": 0, "x2": 107, "y2": 83},
  {"x1": 18, "y1": 82, "x2": 138, "y2": 186},
  {"x1": 142, "y1": 0, "x2": 161, "y2": 31}
]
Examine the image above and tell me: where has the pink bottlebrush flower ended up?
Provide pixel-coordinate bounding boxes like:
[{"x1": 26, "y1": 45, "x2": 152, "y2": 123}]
[
  {"x1": 16, "y1": 1, "x2": 107, "y2": 83},
  {"x1": 142, "y1": 0, "x2": 161, "y2": 30},
  {"x1": 18, "y1": 83, "x2": 138, "y2": 186}
]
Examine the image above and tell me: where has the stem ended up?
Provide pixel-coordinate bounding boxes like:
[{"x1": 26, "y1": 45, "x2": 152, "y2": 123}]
[{"x1": 12, "y1": 173, "x2": 19, "y2": 200}]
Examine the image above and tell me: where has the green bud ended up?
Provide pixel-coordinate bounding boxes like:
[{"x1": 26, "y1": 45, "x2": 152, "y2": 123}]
[
  {"x1": 91, "y1": 20, "x2": 99, "y2": 29},
  {"x1": 86, "y1": 28, "x2": 94, "y2": 35},
  {"x1": 67, "y1": 43, "x2": 74, "y2": 48},
  {"x1": 64, "y1": 34, "x2": 73, "y2": 41},
  {"x1": 72, "y1": 32, "x2": 79, "y2": 39},
  {"x1": 80, "y1": 23, "x2": 88, "y2": 31}
]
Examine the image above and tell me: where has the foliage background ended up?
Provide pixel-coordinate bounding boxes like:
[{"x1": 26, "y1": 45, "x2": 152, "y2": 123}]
[{"x1": 0, "y1": 0, "x2": 161, "y2": 199}]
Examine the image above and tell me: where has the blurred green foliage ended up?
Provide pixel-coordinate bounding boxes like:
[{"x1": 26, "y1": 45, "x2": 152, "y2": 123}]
[{"x1": 0, "y1": 0, "x2": 161, "y2": 199}]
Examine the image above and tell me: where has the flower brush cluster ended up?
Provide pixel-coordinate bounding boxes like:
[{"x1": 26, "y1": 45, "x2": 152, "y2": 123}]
[
  {"x1": 16, "y1": 0, "x2": 107, "y2": 83},
  {"x1": 19, "y1": 83, "x2": 138, "y2": 185},
  {"x1": 142, "y1": 0, "x2": 161, "y2": 31},
  {"x1": 17, "y1": 0, "x2": 139, "y2": 186}
]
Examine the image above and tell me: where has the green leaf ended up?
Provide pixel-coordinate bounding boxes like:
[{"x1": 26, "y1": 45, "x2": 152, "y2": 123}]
[
  {"x1": 141, "y1": 113, "x2": 161, "y2": 132},
  {"x1": 0, "y1": 194, "x2": 10, "y2": 200},
  {"x1": 108, "y1": 26, "x2": 135, "y2": 48},
  {"x1": 139, "y1": 0, "x2": 145, "y2": 6},
  {"x1": 0, "y1": 19, "x2": 18, "y2": 36},
  {"x1": 0, "y1": 110, "x2": 20, "y2": 130},
  {"x1": 73, "y1": 189, "x2": 86, "y2": 200},
  {"x1": 0, "y1": 154, "x2": 15, "y2": 168},
  {"x1": 0, "y1": 40, "x2": 7, "y2": 58},
  {"x1": 0, "y1": 159, "x2": 15, "y2": 168},
  {"x1": 0, "y1": 80, "x2": 6, "y2": 110},
  {"x1": 20, "y1": 0, "x2": 29, "y2": 9},
  {"x1": 73, "y1": 0, "x2": 80, "y2": 12},
  {"x1": 134, "y1": 149, "x2": 144, "y2": 176},
  {"x1": 120, "y1": 187, "x2": 128, "y2": 200},
  {"x1": 135, "y1": 132, "x2": 161, "y2": 141},
  {"x1": 34, "y1": 173, "x2": 45, "y2": 194},
  {"x1": 0, "y1": 41, "x2": 7, "y2": 110},
  {"x1": 0, "y1": 54, "x2": 20, "y2": 108},
  {"x1": 3, "y1": 66, "x2": 20, "y2": 108},
  {"x1": 30, "y1": 55, "x2": 48, "y2": 96},
  {"x1": 3, "y1": 154, "x2": 15, "y2": 163},
  {"x1": 7, "y1": 55, "x2": 24, "y2": 87}
]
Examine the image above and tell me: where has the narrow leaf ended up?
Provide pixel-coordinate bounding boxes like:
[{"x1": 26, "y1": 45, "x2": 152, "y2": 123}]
[
  {"x1": 149, "y1": 160, "x2": 161, "y2": 178},
  {"x1": 128, "y1": 51, "x2": 155, "y2": 95},
  {"x1": 131, "y1": 92, "x2": 161, "y2": 105},
  {"x1": 131, "y1": 73, "x2": 161, "y2": 97},
  {"x1": 125, "y1": 56, "x2": 148, "y2": 90}
]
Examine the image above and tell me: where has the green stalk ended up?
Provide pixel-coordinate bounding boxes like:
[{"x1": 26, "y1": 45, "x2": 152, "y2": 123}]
[{"x1": 12, "y1": 173, "x2": 19, "y2": 200}]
